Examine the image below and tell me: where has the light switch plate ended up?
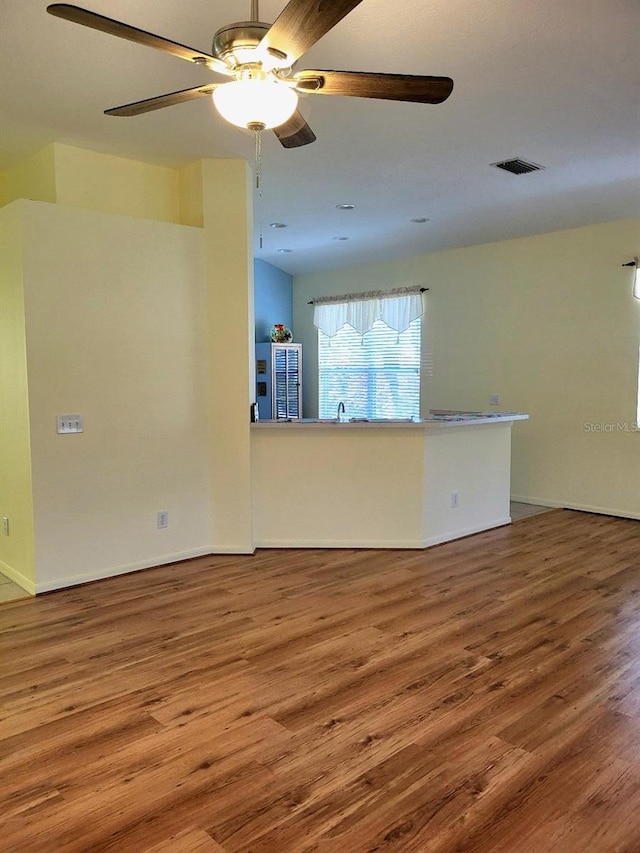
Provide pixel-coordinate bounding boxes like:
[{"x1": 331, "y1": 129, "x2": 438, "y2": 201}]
[{"x1": 57, "y1": 414, "x2": 84, "y2": 434}]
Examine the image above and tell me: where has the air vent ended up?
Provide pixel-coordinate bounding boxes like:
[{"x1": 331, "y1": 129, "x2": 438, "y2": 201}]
[{"x1": 491, "y1": 158, "x2": 544, "y2": 175}]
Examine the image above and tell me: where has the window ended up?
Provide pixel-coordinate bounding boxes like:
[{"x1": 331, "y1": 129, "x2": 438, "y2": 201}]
[{"x1": 318, "y1": 317, "x2": 422, "y2": 420}]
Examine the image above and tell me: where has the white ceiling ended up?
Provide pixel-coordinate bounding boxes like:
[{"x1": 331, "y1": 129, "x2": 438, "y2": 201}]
[{"x1": 1, "y1": 0, "x2": 639, "y2": 275}]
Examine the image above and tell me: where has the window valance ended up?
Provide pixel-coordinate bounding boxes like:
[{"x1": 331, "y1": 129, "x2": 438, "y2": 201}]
[{"x1": 312, "y1": 286, "x2": 425, "y2": 338}]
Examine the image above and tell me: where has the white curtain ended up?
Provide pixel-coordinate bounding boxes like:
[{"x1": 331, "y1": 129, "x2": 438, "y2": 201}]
[{"x1": 313, "y1": 287, "x2": 424, "y2": 338}]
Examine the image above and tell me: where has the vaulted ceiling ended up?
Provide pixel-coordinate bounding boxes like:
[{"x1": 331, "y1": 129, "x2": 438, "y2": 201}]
[{"x1": 1, "y1": 0, "x2": 639, "y2": 274}]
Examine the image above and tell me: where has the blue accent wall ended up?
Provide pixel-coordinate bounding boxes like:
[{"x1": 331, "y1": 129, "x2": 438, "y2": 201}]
[{"x1": 254, "y1": 259, "x2": 293, "y2": 342}]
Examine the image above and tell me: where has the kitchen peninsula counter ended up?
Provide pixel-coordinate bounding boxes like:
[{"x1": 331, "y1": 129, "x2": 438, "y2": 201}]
[
  {"x1": 254, "y1": 412, "x2": 528, "y2": 428},
  {"x1": 251, "y1": 413, "x2": 528, "y2": 549}
]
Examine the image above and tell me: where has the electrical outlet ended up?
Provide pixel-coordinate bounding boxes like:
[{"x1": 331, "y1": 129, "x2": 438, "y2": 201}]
[
  {"x1": 157, "y1": 511, "x2": 168, "y2": 529},
  {"x1": 490, "y1": 394, "x2": 501, "y2": 406},
  {"x1": 450, "y1": 491, "x2": 459, "y2": 508},
  {"x1": 2, "y1": 517, "x2": 8, "y2": 536}
]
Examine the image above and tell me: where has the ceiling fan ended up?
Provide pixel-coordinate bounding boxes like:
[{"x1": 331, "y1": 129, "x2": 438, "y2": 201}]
[{"x1": 46, "y1": 0, "x2": 454, "y2": 149}]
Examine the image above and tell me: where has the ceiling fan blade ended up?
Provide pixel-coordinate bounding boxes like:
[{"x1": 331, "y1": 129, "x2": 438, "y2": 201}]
[
  {"x1": 105, "y1": 85, "x2": 217, "y2": 117},
  {"x1": 46, "y1": 4, "x2": 229, "y2": 74},
  {"x1": 293, "y1": 70, "x2": 454, "y2": 104},
  {"x1": 272, "y1": 110, "x2": 317, "y2": 148},
  {"x1": 259, "y1": 0, "x2": 364, "y2": 66}
]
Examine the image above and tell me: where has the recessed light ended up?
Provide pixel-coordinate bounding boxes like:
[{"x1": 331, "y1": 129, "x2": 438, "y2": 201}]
[
  {"x1": 410, "y1": 217, "x2": 430, "y2": 223},
  {"x1": 336, "y1": 204, "x2": 355, "y2": 210},
  {"x1": 276, "y1": 248, "x2": 293, "y2": 254},
  {"x1": 269, "y1": 222, "x2": 287, "y2": 228},
  {"x1": 333, "y1": 236, "x2": 350, "y2": 241}
]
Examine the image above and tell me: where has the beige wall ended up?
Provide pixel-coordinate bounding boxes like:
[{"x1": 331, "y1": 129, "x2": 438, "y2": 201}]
[
  {"x1": 54, "y1": 144, "x2": 181, "y2": 223},
  {"x1": 294, "y1": 217, "x2": 640, "y2": 518},
  {"x1": 20, "y1": 201, "x2": 214, "y2": 590},
  {"x1": 2, "y1": 147, "x2": 57, "y2": 206},
  {"x1": 0, "y1": 203, "x2": 36, "y2": 591},
  {"x1": 252, "y1": 427, "x2": 425, "y2": 547},
  {"x1": 0, "y1": 171, "x2": 8, "y2": 207},
  {"x1": 2, "y1": 144, "x2": 180, "y2": 224},
  {"x1": 200, "y1": 160, "x2": 255, "y2": 553},
  {"x1": 178, "y1": 161, "x2": 204, "y2": 228}
]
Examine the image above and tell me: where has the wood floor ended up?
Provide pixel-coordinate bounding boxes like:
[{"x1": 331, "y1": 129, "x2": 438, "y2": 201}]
[{"x1": 3, "y1": 509, "x2": 640, "y2": 852}]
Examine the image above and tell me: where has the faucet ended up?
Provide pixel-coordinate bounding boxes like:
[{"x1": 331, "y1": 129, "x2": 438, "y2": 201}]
[{"x1": 337, "y1": 401, "x2": 346, "y2": 421}]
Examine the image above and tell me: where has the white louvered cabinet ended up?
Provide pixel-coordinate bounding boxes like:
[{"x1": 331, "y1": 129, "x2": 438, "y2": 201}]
[{"x1": 255, "y1": 343, "x2": 302, "y2": 420}]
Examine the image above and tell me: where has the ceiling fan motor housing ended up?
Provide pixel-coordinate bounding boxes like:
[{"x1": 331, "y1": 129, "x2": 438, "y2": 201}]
[{"x1": 212, "y1": 22, "x2": 270, "y2": 66}]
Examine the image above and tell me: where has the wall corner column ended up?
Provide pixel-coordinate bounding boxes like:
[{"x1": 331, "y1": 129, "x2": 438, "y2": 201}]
[{"x1": 200, "y1": 159, "x2": 255, "y2": 552}]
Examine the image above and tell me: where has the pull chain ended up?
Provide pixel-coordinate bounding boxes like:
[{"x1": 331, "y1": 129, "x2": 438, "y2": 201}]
[{"x1": 255, "y1": 127, "x2": 263, "y2": 249}]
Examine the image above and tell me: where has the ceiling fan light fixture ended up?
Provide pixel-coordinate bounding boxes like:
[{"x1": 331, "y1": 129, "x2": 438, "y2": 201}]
[{"x1": 212, "y1": 77, "x2": 298, "y2": 130}]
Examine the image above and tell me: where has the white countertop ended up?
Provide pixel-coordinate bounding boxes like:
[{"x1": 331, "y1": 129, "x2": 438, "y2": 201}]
[{"x1": 253, "y1": 412, "x2": 529, "y2": 429}]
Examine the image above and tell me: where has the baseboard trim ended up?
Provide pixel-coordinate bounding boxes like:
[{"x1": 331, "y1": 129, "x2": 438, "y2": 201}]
[
  {"x1": 35, "y1": 547, "x2": 215, "y2": 594},
  {"x1": 422, "y1": 517, "x2": 512, "y2": 548},
  {"x1": 254, "y1": 518, "x2": 513, "y2": 551},
  {"x1": 510, "y1": 496, "x2": 640, "y2": 521},
  {"x1": 253, "y1": 538, "x2": 428, "y2": 549},
  {"x1": 511, "y1": 495, "x2": 561, "y2": 507},
  {"x1": 0, "y1": 561, "x2": 36, "y2": 595}
]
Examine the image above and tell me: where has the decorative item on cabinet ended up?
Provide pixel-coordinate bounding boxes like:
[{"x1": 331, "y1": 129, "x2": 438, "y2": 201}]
[
  {"x1": 270, "y1": 323, "x2": 293, "y2": 343},
  {"x1": 255, "y1": 342, "x2": 302, "y2": 420}
]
